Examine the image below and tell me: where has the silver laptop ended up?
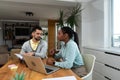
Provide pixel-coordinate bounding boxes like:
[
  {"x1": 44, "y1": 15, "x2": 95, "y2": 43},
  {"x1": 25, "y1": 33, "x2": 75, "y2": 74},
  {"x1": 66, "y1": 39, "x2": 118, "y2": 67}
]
[{"x1": 23, "y1": 55, "x2": 60, "y2": 74}]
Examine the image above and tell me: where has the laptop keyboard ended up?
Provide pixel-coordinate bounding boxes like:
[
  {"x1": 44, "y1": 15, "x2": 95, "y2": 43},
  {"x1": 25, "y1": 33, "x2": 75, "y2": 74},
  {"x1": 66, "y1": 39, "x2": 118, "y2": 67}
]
[{"x1": 45, "y1": 68, "x2": 53, "y2": 73}]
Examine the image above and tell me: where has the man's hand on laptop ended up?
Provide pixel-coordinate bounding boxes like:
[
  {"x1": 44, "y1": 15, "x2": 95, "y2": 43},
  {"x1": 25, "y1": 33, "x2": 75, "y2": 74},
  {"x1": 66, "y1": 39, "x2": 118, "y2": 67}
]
[
  {"x1": 46, "y1": 58, "x2": 55, "y2": 66},
  {"x1": 23, "y1": 52, "x2": 35, "y2": 56}
]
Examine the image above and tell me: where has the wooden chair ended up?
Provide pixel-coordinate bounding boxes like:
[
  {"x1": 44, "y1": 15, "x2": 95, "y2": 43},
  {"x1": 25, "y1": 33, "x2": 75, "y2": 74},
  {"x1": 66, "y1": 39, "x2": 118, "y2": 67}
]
[
  {"x1": 0, "y1": 45, "x2": 9, "y2": 66},
  {"x1": 81, "y1": 54, "x2": 96, "y2": 80},
  {"x1": 10, "y1": 49, "x2": 21, "y2": 59},
  {"x1": 0, "y1": 53, "x2": 9, "y2": 66}
]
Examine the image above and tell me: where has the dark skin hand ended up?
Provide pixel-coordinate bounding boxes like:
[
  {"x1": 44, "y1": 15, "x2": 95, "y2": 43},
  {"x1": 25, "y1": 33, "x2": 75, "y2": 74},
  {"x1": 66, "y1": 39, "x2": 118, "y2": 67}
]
[
  {"x1": 47, "y1": 48, "x2": 60, "y2": 65},
  {"x1": 46, "y1": 58, "x2": 55, "y2": 65},
  {"x1": 49, "y1": 48, "x2": 56, "y2": 56}
]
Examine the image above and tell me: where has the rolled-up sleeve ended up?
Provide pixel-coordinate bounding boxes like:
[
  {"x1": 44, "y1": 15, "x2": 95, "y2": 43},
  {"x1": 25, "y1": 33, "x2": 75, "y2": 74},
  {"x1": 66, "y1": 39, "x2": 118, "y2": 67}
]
[{"x1": 54, "y1": 50, "x2": 62, "y2": 59}]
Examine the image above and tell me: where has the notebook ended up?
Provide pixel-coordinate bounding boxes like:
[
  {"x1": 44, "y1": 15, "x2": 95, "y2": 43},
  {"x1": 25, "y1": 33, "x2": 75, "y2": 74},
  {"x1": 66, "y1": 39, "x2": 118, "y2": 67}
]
[
  {"x1": 23, "y1": 55, "x2": 60, "y2": 74},
  {"x1": 42, "y1": 76, "x2": 77, "y2": 80}
]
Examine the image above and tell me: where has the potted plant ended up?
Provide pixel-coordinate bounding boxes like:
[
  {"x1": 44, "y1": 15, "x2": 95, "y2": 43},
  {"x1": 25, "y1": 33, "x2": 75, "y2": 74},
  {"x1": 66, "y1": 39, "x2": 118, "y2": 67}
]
[
  {"x1": 12, "y1": 72, "x2": 25, "y2": 80},
  {"x1": 58, "y1": 3, "x2": 83, "y2": 29},
  {"x1": 58, "y1": 10, "x2": 64, "y2": 27},
  {"x1": 66, "y1": 4, "x2": 83, "y2": 28}
]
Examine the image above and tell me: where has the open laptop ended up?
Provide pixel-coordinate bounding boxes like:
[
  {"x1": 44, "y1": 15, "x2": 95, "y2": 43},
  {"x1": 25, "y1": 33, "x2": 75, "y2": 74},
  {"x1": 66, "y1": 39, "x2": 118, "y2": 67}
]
[{"x1": 23, "y1": 55, "x2": 60, "y2": 74}]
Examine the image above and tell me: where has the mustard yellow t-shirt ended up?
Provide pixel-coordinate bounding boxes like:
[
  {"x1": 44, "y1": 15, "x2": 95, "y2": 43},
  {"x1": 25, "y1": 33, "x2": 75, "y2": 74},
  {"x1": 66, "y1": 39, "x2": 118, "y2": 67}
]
[{"x1": 30, "y1": 39, "x2": 40, "y2": 51}]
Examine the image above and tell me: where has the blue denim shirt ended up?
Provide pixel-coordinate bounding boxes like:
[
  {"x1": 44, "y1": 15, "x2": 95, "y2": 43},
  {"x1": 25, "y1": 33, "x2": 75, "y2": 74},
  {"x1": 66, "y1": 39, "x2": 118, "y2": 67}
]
[{"x1": 54, "y1": 39, "x2": 84, "y2": 69}]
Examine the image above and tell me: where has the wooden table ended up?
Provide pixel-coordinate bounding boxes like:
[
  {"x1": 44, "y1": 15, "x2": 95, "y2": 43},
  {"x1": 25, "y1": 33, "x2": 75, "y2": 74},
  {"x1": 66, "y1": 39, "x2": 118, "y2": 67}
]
[{"x1": 0, "y1": 59, "x2": 82, "y2": 80}]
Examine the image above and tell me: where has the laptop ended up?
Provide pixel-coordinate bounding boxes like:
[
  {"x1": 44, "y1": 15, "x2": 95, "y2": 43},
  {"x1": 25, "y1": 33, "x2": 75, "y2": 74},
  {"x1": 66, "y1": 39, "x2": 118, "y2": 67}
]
[{"x1": 23, "y1": 55, "x2": 60, "y2": 74}]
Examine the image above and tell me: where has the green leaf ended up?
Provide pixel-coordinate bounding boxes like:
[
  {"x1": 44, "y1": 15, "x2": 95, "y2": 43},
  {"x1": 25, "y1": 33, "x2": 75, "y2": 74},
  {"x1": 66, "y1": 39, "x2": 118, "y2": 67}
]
[
  {"x1": 12, "y1": 72, "x2": 25, "y2": 80},
  {"x1": 15, "y1": 73, "x2": 19, "y2": 80},
  {"x1": 66, "y1": 3, "x2": 83, "y2": 28},
  {"x1": 58, "y1": 10, "x2": 64, "y2": 27},
  {"x1": 58, "y1": 3, "x2": 83, "y2": 28}
]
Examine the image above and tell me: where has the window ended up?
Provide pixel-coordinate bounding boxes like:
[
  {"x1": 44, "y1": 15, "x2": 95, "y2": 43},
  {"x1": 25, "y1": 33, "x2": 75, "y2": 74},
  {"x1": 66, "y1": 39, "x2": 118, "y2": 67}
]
[{"x1": 112, "y1": 0, "x2": 120, "y2": 48}]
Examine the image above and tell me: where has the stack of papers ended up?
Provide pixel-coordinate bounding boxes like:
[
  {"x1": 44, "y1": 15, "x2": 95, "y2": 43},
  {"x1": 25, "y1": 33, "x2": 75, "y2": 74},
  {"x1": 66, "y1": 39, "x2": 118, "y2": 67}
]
[
  {"x1": 42, "y1": 76, "x2": 77, "y2": 80},
  {"x1": 8, "y1": 64, "x2": 18, "y2": 70}
]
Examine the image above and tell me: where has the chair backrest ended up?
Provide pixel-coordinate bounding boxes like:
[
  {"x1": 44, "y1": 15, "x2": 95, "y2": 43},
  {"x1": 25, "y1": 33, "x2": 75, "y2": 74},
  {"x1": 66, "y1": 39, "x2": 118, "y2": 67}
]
[
  {"x1": 0, "y1": 45, "x2": 8, "y2": 53},
  {"x1": 0, "y1": 53, "x2": 9, "y2": 65},
  {"x1": 10, "y1": 49, "x2": 21, "y2": 59},
  {"x1": 81, "y1": 54, "x2": 96, "y2": 80}
]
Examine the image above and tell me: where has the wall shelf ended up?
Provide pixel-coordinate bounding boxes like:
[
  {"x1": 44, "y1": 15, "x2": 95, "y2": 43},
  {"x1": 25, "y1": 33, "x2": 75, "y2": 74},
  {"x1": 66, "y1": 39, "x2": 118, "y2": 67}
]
[{"x1": 2, "y1": 21, "x2": 39, "y2": 48}]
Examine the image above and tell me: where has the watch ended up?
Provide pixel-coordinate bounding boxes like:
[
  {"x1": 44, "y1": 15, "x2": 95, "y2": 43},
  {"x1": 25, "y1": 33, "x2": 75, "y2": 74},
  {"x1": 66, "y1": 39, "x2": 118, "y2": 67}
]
[
  {"x1": 53, "y1": 61, "x2": 55, "y2": 65},
  {"x1": 33, "y1": 52, "x2": 35, "y2": 56}
]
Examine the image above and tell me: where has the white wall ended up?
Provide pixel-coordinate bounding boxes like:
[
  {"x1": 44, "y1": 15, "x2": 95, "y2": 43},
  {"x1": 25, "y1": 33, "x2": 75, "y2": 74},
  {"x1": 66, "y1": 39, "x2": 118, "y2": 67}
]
[
  {"x1": 39, "y1": 20, "x2": 48, "y2": 27},
  {"x1": 82, "y1": 0, "x2": 105, "y2": 48}
]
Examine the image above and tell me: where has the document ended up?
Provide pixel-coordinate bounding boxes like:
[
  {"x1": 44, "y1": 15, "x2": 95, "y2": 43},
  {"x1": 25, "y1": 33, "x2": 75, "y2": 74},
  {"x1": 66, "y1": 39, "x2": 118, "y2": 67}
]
[
  {"x1": 42, "y1": 76, "x2": 77, "y2": 80},
  {"x1": 14, "y1": 54, "x2": 23, "y2": 60},
  {"x1": 8, "y1": 64, "x2": 18, "y2": 70}
]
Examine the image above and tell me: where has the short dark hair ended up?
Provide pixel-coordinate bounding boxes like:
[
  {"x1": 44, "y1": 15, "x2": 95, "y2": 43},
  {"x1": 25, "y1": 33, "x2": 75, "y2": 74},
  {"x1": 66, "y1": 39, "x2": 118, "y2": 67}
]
[
  {"x1": 31, "y1": 26, "x2": 42, "y2": 33},
  {"x1": 29, "y1": 26, "x2": 42, "y2": 39}
]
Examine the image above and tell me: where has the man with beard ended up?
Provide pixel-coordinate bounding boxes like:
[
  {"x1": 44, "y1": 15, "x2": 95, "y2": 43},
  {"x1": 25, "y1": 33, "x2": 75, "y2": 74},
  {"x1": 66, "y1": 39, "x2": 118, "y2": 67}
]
[{"x1": 20, "y1": 26, "x2": 48, "y2": 58}]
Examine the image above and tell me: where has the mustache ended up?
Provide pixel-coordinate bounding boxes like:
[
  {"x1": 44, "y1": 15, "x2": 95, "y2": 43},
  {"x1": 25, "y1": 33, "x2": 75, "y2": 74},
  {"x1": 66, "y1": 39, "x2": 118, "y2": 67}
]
[{"x1": 35, "y1": 37, "x2": 41, "y2": 41}]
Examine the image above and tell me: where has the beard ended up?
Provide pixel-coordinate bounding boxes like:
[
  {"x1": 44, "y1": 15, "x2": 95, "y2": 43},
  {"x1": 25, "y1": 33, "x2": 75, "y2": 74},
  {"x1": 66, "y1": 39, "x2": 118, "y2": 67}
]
[{"x1": 34, "y1": 37, "x2": 41, "y2": 41}]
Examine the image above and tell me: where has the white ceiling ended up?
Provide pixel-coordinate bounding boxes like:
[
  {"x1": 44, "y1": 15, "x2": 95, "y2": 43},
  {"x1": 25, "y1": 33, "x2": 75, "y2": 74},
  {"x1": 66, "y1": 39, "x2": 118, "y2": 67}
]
[{"x1": 0, "y1": 0, "x2": 93, "y2": 21}]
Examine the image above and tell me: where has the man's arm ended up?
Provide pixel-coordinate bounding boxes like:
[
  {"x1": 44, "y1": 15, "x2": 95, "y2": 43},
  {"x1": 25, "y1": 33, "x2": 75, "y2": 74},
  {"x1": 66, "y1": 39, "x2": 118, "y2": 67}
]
[{"x1": 20, "y1": 42, "x2": 27, "y2": 55}]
